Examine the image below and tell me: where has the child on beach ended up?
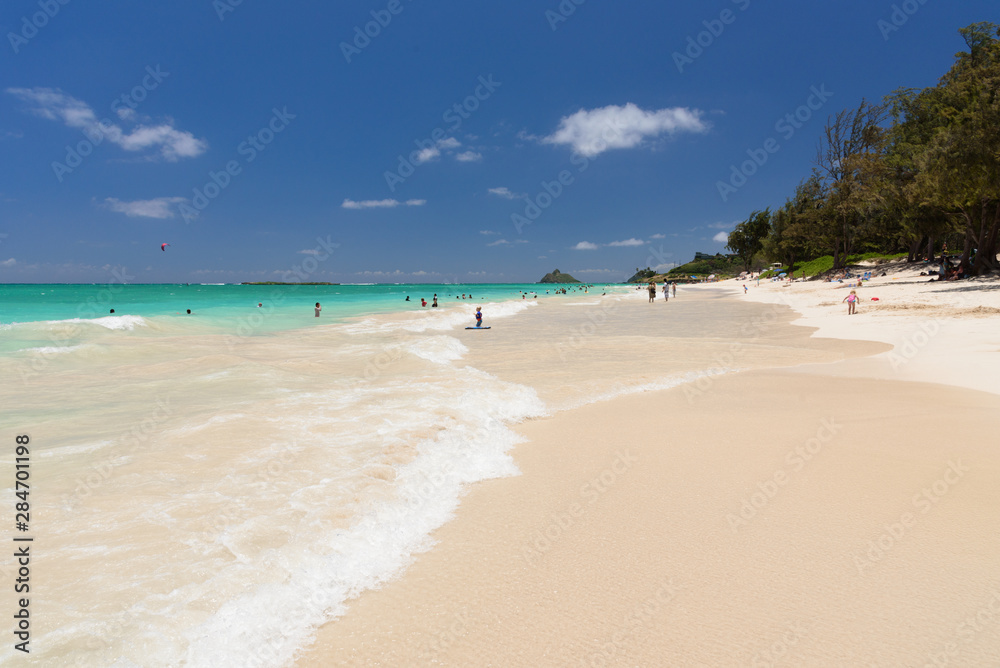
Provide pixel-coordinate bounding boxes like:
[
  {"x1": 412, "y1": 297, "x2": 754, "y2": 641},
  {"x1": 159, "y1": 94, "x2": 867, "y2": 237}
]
[
  {"x1": 842, "y1": 290, "x2": 860, "y2": 315},
  {"x1": 314, "y1": 302, "x2": 321, "y2": 317},
  {"x1": 475, "y1": 307, "x2": 483, "y2": 327}
]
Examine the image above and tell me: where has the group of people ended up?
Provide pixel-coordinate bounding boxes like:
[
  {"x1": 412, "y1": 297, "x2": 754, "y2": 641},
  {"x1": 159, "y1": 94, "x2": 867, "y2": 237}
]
[
  {"x1": 646, "y1": 281, "x2": 677, "y2": 303},
  {"x1": 938, "y1": 252, "x2": 970, "y2": 281},
  {"x1": 405, "y1": 293, "x2": 484, "y2": 307}
]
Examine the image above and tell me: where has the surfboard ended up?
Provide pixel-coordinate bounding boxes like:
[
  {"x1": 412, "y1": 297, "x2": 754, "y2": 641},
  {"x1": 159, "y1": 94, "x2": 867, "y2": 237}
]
[{"x1": 465, "y1": 326, "x2": 491, "y2": 330}]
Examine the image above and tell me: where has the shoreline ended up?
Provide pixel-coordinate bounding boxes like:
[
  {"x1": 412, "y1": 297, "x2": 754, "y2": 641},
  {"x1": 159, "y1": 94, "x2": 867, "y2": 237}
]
[
  {"x1": 294, "y1": 284, "x2": 1000, "y2": 665},
  {"x1": 705, "y1": 269, "x2": 1000, "y2": 397}
]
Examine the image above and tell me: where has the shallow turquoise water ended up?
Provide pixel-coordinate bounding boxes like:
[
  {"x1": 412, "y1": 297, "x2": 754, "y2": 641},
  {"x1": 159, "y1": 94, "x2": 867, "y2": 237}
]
[{"x1": 0, "y1": 282, "x2": 596, "y2": 328}]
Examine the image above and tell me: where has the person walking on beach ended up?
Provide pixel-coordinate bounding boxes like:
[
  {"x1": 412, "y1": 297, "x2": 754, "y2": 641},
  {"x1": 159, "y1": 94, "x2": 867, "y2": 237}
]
[
  {"x1": 743, "y1": 284, "x2": 748, "y2": 294},
  {"x1": 315, "y1": 302, "x2": 321, "y2": 317},
  {"x1": 843, "y1": 290, "x2": 860, "y2": 315},
  {"x1": 648, "y1": 281, "x2": 656, "y2": 303},
  {"x1": 663, "y1": 283, "x2": 669, "y2": 302},
  {"x1": 672, "y1": 282, "x2": 676, "y2": 298}
]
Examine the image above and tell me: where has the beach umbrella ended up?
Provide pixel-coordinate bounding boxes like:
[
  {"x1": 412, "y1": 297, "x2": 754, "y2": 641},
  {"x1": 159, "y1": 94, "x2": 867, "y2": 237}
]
[{"x1": 778, "y1": 272, "x2": 787, "y2": 277}]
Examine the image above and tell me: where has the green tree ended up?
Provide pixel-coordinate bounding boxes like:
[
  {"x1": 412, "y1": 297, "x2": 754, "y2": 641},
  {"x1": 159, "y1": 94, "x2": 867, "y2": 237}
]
[
  {"x1": 726, "y1": 209, "x2": 771, "y2": 273},
  {"x1": 765, "y1": 175, "x2": 827, "y2": 272},
  {"x1": 906, "y1": 22, "x2": 1000, "y2": 273},
  {"x1": 814, "y1": 99, "x2": 891, "y2": 268}
]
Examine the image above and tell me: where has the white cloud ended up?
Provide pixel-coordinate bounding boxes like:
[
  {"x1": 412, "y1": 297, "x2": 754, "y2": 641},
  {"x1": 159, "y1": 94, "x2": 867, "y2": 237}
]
[
  {"x1": 607, "y1": 238, "x2": 644, "y2": 247},
  {"x1": 713, "y1": 231, "x2": 729, "y2": 243},
  {"x1": 707, "y1": 221, "x2": 739, "y2": 229},
  {"x1": 356, "y1": 269, "x2": 440, "y2": 278},
  {"x1": 104, "y1": 197, "x2": 187, "y2": 219},
  {"x1": 414, "y1": 147, "x2": 440, "y2": 163},
  {"x1": 487, "y1": 239, "x2": 528, "y2": 247},
  {"x1": 573, "y1": 241, "x2": 599, "y2": 250},
  {"x1": 574, "y1": 268, "x2": 619, "y2": 274},
  {"x1": 343, "y1": 199, "x2": 397, "y2": 209},
  {"x1": 488, "y1": 187, "x2": 526, "y2": 200},
  {"x1": 543, "y1": 103, "x2": 708, "y2": 157},
  {"x1": 653, "y1": 262, "x2": 678, "y2": 272},
  {"x1": 1, "y1": 258, "x2": 15, "y2": 267},
  {"x1": 7, "y1": 87, "x2": 207, "y2": 161},
  {"x1": 649, "y1": 233, "x2": 666, "y2": 239},
  {"x1": 413, "y1": 137, "x2": 467, "y2": 164},
  {"x1": 480, "y1": 230, "x2": 500, "y2": 235},
  {"x1": 342, "y1": 198, "x2": 425, "y2": 209}
]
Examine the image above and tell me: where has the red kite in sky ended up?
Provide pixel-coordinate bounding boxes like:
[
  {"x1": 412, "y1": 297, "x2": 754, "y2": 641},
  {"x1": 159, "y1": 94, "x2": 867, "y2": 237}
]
[{"x1": 161, "y1": 243, "x2": 170, "y2": 252}]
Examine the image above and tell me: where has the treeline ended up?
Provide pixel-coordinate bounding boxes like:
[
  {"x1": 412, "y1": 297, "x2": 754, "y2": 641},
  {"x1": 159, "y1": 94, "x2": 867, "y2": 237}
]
[{"x1": 726, "y1": 22, "x2": 1000, "y2": 276}]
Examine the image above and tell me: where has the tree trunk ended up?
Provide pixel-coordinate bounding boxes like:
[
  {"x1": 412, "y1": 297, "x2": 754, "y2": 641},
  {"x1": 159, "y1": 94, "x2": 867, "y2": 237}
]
[
  {"x1": 968, "y1": 200, "x2": 1000, "y2": 275},
  {"x1": 960, "y1": 229, "x2": 972, "y2": 268}
]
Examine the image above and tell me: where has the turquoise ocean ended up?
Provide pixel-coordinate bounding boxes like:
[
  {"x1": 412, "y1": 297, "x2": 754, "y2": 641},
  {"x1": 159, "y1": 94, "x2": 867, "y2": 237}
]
[{"x1": 0, "y1": 283, "x2": 573, "y2": 348}]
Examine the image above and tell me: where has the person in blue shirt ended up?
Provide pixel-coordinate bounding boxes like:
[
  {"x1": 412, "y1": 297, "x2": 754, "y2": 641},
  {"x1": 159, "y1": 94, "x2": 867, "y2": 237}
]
[{"x1": 475, "y1": 307, "x2": 483, "y2": 327}]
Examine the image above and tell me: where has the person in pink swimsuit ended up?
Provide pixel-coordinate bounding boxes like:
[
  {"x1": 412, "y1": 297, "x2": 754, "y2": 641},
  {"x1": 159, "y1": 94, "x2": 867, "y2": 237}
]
[{"x1": 842, "y1": 289, "x2": 860, "y2": 315}]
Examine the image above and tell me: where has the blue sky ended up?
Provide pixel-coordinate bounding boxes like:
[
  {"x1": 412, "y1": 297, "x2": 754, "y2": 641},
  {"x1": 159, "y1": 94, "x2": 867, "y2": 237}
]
[{"x1": 1, "y1": 0, "x2": 994, "y2": 284}]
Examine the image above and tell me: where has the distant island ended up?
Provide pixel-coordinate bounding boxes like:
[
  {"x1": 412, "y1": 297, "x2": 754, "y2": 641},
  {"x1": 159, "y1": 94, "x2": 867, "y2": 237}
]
[
  {"x1": 539, "y1": 269, "x2": 581, "y2": 284},
  {"x1": 240, "y1": 281, "x2": 339, "y2": 285}
]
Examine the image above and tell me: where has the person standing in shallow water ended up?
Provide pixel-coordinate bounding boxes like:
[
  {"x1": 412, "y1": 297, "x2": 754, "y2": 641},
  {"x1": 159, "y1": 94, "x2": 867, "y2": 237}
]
[
  {"x1": 315, "y1": 302, "x2": 321, "y2": 317},
  {"x1": 648, "y1": 281, "x2": 656, "y2": 303},
  {"x1": 432, "y1": 294, "x2": 438, "y2": 307}
]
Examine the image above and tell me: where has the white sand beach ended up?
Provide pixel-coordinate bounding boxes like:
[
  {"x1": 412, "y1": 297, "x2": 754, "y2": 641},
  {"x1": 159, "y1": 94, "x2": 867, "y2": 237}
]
[{"x1": 294, "y1": 271, "x2": 1000, "y2": 666}]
